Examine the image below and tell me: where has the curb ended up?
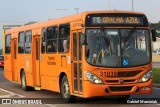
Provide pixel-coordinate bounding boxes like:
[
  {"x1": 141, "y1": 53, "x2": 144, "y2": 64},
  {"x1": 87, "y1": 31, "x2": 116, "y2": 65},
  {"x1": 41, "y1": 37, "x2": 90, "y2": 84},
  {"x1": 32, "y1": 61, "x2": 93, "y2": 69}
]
[{"x1": 153, "y1": 84, "x2": 160, "y2": 88}]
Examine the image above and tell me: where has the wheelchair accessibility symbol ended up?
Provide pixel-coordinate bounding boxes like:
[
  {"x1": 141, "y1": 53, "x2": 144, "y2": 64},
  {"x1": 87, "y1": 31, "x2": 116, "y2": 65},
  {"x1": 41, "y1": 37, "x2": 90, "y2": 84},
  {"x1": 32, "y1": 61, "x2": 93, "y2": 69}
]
[{"x1": 122, "y1": 58, "x2": 128, "y2": 66}]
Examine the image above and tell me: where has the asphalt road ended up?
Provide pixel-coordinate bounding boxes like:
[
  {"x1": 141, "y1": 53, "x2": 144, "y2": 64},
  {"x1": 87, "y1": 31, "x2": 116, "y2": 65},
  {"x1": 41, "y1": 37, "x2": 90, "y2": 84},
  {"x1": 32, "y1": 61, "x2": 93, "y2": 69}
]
[{"x1": 0, "y1": 68, "x2": 160, "y2": 107}]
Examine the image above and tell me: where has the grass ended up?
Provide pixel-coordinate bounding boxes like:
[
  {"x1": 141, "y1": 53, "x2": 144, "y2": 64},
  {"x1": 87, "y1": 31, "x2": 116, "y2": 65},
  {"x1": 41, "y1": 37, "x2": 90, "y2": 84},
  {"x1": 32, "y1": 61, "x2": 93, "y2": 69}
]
[{"x1": 153, "y1": 68, "x2": 160, "y2": 84}]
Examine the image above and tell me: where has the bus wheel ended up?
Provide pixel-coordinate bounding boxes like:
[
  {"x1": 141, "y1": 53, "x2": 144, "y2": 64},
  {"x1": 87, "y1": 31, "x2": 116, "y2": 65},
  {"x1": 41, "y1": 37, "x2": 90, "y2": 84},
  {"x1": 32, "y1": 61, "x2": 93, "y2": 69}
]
[
  {"x1": 21, "y1": 71, "x2": 33, "y2": 91},
  {"x1": 61, "y1": 76, "x2": 76, "y2": 103}
]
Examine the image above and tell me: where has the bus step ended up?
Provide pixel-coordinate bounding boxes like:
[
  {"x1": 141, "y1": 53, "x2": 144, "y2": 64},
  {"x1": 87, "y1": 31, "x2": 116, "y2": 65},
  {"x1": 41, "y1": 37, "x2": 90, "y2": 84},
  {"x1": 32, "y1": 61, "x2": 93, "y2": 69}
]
[{"x1": 34, "y1": 87, "x2": 41, "y2": 91}]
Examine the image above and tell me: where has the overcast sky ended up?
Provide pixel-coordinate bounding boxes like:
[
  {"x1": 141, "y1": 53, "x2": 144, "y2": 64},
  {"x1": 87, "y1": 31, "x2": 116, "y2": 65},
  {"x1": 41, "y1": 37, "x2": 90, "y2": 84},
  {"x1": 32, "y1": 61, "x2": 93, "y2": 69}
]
[{"x1": 0, "y1": 0, "x2": 160, "y2": 49}]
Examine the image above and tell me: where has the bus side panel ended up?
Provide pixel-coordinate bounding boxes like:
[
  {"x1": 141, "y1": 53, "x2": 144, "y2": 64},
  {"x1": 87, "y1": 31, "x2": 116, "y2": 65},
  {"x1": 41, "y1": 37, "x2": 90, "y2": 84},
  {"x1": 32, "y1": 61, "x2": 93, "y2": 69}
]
[
  {"x1": 16, "y1": 54, "x2": 33, "y2": 86},
  {"x1": 56, "y1": 54, "x2": 72, "y2": 93},
  {"x1": 15, "y1": 49, "x2": 33, "y2": 86},
  {"x1": 40, "y1": 54, "x2": 60, "y2": 92},
  {"x1": 4, "y1": 55, "x2": 12, "y2": 81},
  {"x1": 57, "y1": 54, "x2": 73, "y2": 92},
  {"x1": 41, "y1": 76, "x2": 59, "y2": 91},
  {"x1": 25, "y1": 55, "x2": 33, "y2": 86},
  {"x1": 26, "y1": 74, "x2": 33, "y2": 86}
]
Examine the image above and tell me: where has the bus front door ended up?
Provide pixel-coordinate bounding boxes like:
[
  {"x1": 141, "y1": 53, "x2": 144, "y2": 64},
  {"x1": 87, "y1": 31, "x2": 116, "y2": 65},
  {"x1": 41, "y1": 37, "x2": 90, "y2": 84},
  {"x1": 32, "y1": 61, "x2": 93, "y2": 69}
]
[
  {"x1": 72, "y1": 30, "x2": 83, "y2": 94},
  {"x1": 32, "y1": 36, "x2": 41, "y2": 87}
]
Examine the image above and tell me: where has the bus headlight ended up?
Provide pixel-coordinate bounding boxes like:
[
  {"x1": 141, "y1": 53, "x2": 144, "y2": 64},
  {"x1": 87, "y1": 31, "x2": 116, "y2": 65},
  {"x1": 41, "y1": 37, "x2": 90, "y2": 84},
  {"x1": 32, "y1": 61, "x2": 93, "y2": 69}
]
[
  {"x1": 85, "y1": 71, "x2": 103, "y2": 84},
  {"x1": 139, "y1": 70, "x2": 152, "y2": 83}
]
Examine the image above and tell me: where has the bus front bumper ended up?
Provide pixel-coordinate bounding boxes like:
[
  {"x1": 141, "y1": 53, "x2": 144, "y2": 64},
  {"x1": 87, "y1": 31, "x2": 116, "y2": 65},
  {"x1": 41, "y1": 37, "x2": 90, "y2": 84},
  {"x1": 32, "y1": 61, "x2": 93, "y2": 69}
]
[{"x1": 83, "y1": 79, "x2": 152, "y2": 98}]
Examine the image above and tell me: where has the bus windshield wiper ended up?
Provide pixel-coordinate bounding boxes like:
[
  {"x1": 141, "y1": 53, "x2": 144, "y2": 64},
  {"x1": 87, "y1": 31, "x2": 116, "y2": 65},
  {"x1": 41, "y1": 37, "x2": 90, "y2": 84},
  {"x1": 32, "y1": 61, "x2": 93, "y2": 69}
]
[
  {"x1": 124, "y1": 28, "x2": 136, "y2": 47},
  {"x1": 101, "y1": 29, "x2": 110, "y2": 47}
]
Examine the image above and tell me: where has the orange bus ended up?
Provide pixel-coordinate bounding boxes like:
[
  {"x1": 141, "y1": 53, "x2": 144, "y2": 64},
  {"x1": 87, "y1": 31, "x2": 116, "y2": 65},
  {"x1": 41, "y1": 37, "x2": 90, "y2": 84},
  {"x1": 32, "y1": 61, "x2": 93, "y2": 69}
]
[{"x1": 4, "y1": 10, "x2": 156, "y2": 102}]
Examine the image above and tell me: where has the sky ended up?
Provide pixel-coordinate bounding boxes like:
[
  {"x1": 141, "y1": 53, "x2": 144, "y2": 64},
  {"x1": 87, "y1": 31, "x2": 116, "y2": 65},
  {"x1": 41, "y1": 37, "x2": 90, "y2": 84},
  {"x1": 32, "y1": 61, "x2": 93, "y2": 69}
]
[{"x1": 0, "y1": 0, "x2": 160, "y2": 49}]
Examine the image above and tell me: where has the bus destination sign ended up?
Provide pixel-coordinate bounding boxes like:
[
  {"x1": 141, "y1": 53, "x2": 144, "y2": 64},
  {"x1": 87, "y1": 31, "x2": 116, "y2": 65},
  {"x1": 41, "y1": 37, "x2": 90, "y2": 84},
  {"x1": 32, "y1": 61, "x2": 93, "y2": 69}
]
[
  {"x1": 91, "y1": 16, "x2": 143, "y2": 25},
  {"x1": 85, "y1": 14, "x2": 148, "y2": 27}
]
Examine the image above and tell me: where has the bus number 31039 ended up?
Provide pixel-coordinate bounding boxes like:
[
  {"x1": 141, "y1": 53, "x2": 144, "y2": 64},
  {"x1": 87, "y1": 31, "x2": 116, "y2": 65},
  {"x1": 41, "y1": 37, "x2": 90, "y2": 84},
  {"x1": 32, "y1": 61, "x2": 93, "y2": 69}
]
[{"x1": 100, "y1": 71, "x2": 118, "y2": 77}]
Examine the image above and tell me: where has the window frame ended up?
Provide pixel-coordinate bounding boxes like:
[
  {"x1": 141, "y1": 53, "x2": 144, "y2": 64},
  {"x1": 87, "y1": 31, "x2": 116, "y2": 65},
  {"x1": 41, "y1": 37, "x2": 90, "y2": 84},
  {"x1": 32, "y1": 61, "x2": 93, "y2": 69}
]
[
  {"x1": 18, "y1": 32, "x2": 25, "y2": 54},
  {"x1": 5, "y1": 34, "x2": 11, "y2": 54},
  {"x1": 41, "y1": 28, "x2": 47, "y2": 54},
  {"x1": 58, "y1": 24, "x2": 70, "y2": 53},
  {"x1": 46, "y1": 26, "x2": 58, "y2": 54},
  {"x1": 25, "y1": 30, "x2": 32, "y2": 54}
]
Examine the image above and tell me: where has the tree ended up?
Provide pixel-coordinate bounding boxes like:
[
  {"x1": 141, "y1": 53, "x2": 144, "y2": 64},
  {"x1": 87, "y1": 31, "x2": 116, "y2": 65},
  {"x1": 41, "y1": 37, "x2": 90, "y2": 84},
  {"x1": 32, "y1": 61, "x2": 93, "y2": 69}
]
[
  {"x1": 0, "y1": 49, "x2": 2, "y2": 55},
  {"x1": 150, "y1": 22, "x2": 160, "y2": 38}
]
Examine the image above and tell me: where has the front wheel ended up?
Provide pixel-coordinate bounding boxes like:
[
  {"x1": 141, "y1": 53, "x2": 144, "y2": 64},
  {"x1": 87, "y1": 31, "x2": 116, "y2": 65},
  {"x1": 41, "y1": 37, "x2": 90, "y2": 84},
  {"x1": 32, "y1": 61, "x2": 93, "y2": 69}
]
[{"x1": 61, "y1": 76, "x2": 76, "y2": 103}]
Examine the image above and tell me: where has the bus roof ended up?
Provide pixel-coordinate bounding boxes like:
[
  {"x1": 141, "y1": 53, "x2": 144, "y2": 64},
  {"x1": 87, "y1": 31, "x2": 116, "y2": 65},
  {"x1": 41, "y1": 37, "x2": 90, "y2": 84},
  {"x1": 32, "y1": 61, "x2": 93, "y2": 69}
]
[{"x1": 5, "y1": 10, "x2": 145, "y2": 34}]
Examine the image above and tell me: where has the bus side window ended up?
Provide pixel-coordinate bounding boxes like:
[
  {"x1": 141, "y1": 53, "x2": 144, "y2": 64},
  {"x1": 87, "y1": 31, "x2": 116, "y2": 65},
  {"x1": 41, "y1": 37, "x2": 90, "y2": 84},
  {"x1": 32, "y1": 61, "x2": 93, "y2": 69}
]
[
  {"x1": 18, "y1": 32, "x2": 25, "y2": 54},
  {"x1": 5, "y1": 34, "x2": 11, "y2": 54},
  {"x1": 46, "y1": 26, "x2": 57, "y2": 53},
  {"x1": 58, "y1": 24, "x2": 70, "y2": 53},
  {"x1": 41, "y1": 28, "x2": 46, "y2": 54},
  {"x1": 25, "y1": 31, "x2": 32, "y2": 54}
]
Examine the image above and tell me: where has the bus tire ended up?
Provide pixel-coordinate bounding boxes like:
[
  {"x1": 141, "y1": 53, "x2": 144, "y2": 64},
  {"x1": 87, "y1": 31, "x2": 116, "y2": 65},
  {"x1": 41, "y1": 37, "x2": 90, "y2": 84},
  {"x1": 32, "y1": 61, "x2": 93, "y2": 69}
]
[
  {"x1": 60, "y1": 76, "x2": 76, "y2": 103},
  {"x1": 21, "y1": 71, "x2": 33, "y2": 91}
]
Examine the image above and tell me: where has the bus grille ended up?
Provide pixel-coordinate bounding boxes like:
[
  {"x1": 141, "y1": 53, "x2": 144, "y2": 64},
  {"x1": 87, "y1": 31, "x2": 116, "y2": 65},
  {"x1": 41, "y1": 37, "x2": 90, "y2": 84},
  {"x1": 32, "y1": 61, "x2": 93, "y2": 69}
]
[
  {"x1": 116, "y1": 70, "x2": 142, "y2": 77},
  {"x1": 106, "y1": 79, "x2": 135, "y2": 84},
  {"x1": 110, "y1": 86, "x2": 132, "y2": 92}
]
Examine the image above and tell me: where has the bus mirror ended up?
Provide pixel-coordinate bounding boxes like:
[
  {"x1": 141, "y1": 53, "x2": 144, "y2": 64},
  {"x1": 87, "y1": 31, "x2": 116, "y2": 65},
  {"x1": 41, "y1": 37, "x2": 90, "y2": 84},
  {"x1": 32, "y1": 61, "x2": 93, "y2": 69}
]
[
  {"x1": 86, "y1": 49, "x2": 90, "y2": 58},
  {"x1": 151, "y1": 29, "x2": 156, "y2": 42}
]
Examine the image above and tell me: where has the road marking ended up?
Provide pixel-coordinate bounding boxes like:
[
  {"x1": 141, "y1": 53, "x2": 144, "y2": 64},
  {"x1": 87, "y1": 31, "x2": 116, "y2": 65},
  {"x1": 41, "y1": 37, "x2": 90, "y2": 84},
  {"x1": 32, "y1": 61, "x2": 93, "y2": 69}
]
[
  {"x1": 0, "y1": 88, "x2": 57, "y2": 106},
  {"x1": 45, "y1": 104, "x2": 57, "y2": 107},
  {"x1": 0, "y1": 87, "x2": 25, "y2": 98}
]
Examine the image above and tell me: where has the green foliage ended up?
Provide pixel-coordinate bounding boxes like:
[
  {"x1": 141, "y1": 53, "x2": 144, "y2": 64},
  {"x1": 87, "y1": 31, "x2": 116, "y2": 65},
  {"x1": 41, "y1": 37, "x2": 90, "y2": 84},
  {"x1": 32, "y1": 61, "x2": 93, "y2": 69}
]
[
  {"x1": 0, "y1": 49, "x2": 2, "y2": 55},
  {"x1": 150, "y1": 22, "x2": 160, "y2": 38},
  {"x1": 153, "y1": 68, "x2": 160, "y2": 84},
  {"x1": 150, "y1": 22, "x2": 160, "y2": 29}
]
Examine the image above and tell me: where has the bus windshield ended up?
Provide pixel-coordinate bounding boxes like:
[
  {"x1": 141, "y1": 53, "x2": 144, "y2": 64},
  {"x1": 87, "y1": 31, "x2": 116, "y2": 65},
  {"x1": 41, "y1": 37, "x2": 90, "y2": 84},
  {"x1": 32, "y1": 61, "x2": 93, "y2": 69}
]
[{"x1": 86, "y1": 28, "x2": 150, "y2": 67}]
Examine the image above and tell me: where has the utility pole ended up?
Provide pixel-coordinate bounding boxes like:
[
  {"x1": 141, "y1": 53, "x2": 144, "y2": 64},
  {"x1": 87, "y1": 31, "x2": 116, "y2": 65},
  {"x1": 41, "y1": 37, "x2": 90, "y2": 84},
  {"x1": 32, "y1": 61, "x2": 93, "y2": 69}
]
[
  {"x1": 132, "y1": 0, "x2": 134, "y2": 11},
  {"x1": 74, "y1": 8, "x2": 80, "y2": 13}
]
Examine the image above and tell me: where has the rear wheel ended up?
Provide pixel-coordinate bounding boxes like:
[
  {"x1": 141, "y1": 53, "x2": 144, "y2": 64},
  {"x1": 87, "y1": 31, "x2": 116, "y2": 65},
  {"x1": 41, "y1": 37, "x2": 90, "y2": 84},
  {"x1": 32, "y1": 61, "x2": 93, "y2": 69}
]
[
  {"x1": 61, "y1": 76, "x2": 76, "y2": 103},
  {"x1": 21, "y1": 71, "x2": 33, "y2": 91}
]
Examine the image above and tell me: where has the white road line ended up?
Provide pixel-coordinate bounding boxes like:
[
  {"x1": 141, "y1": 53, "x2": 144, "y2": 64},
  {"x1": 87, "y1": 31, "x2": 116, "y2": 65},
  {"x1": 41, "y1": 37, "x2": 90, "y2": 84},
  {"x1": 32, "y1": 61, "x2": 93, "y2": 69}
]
[
  {"x1": 0, "y1": 87, "x2": 25, "y2": 98},
  {"x1": 45, "y1": 104, "x2": 57, "y2": 107}
]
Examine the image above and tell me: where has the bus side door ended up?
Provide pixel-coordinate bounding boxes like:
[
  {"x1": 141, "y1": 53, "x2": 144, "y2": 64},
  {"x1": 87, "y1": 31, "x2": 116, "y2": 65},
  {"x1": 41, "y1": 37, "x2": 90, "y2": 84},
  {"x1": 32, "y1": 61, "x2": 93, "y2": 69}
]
[
  {"x1": 11, "y1": 38, "x2": 17, "y2": 81},
  {"x1": 32, "y1": 35, "x2": 41, "y2": 86},
  {"x1": 72, "y1": 30, "x2": 83, "y2": 94}
]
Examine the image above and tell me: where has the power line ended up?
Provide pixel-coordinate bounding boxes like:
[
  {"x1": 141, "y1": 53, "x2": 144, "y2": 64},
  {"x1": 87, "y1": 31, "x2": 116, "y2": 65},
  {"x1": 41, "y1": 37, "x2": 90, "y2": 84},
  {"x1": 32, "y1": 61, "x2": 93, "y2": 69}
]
[
  {"x1": 0, "y1": 20, "x2": 26, "y2": 23},
  {"x1": 74, "y1": 8, "x2": 80, "y2": 13}
]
